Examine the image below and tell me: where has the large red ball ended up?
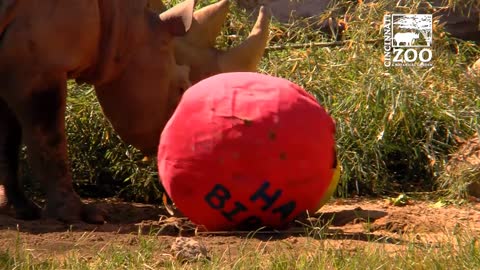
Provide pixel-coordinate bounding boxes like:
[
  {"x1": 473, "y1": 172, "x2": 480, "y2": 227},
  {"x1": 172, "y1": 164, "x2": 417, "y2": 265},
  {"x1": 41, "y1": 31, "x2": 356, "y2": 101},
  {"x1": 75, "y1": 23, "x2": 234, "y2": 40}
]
[{"x1": 158, "y1": 72, "x2": 338, "y2": 231}]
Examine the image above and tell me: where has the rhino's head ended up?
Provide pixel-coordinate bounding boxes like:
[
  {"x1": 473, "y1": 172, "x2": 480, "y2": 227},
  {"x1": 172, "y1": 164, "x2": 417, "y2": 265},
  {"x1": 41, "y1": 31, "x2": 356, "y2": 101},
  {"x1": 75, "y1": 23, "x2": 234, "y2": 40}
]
[
  {"x1": 93, "y1": 0, "x2": 196, "y2": 155},
  {"x1": 95, "y1": 0, "x2": 270, "y2": 156}
]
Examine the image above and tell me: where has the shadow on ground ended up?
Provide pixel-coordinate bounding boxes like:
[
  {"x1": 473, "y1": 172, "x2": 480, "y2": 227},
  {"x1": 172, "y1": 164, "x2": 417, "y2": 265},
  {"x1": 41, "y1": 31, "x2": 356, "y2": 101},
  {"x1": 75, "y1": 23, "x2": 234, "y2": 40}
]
[{"x1": 0, "y1": 198, "x2": 398, "y2": 243}]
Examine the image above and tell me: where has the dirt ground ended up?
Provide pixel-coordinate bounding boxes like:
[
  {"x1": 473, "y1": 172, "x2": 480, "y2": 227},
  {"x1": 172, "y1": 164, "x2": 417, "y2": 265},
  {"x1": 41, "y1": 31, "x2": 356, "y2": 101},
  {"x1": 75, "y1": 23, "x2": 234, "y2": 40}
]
[{"x1": 0, "y1": 197, "x2": 479, "y2": 262}]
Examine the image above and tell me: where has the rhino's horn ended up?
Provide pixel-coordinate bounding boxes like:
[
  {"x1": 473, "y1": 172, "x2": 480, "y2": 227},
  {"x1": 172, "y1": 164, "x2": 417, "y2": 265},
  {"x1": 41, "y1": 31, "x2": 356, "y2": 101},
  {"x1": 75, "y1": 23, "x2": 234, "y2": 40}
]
[
  {"x1": 218, "y1": 5, "x2": 271, "y2": 72},
  {"x1": 184, "y1": 0, "x2": 230, "y2": 48}
]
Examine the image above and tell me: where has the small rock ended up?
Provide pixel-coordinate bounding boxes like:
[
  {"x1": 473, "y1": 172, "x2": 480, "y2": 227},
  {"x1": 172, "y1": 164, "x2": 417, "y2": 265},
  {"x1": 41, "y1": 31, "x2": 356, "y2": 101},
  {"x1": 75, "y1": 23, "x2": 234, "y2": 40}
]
[{"x1": 171, "y1": 237, "x2": 210, "y2": 263}]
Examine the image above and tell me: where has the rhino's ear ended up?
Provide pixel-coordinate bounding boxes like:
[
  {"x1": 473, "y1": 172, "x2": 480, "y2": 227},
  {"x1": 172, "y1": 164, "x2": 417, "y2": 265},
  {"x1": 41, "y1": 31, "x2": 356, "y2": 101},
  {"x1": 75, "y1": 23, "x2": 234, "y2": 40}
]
[
  {"x1": 184, "y1": 0, "x2": 230, "y2": 48},
  {"x1": 147, "y1": 0, "x2": 167, "y2": 13},
  {"x1": 159, "y1": 0, "x2": 196, "y2": 36}
]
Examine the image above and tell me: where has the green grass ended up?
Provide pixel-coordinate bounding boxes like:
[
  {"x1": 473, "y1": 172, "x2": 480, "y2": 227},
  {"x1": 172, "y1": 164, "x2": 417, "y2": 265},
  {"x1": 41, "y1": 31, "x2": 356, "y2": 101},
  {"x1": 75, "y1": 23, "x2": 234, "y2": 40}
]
[{"x1": 1, "y1": 226, "x2": 479, "y2": 269}]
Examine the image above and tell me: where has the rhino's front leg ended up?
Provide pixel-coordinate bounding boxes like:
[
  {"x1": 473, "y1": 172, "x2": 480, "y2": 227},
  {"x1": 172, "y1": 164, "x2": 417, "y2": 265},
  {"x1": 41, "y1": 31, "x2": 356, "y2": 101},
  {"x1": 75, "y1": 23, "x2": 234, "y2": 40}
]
[
  {"x1": 11, "y1": 74, "x2": 104, "y2": 224},
  {"x1": 0, "y1": 98, "x2": 41, "y2": 219}
]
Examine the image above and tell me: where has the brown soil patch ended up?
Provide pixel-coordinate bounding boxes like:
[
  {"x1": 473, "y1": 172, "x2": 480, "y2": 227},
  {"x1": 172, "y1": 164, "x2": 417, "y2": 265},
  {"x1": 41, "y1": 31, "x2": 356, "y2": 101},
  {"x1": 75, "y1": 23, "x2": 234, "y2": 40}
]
[
  {"x1": 1, "y1": 197, "x2": 479, "y2": 262},
  {"x1": 442, "y1": 133, "x2": 480, "y2": 197}
]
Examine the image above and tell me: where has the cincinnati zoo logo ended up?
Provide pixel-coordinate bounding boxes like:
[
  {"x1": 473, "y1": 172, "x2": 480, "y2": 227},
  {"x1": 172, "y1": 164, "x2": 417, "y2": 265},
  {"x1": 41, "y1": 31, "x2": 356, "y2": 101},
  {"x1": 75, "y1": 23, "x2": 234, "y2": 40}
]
[{"x1": 383, "y1": 14, "x2": 433, "y2": 67}]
